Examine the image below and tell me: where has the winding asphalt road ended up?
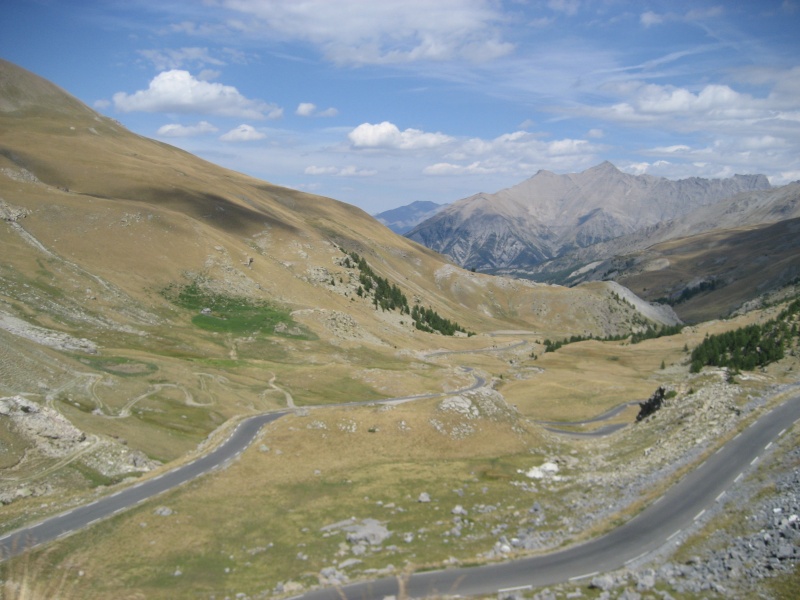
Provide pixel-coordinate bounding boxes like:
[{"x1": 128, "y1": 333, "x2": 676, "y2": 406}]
[
  {"x1": 0, "y1": 369, "x2": 485, "y2": 560},
  {"x1": 0, "y1": 412, "x2": 286, "y2": 559},
  {"x1": 2, "y1": 376, "x2": 799, "y2": 600},
  {"x1": 538, "y1": 400, "x2": 641, "y2": 437},
  {"x1": 294, "y1": 393, "x2": 800, "y2": 600}
]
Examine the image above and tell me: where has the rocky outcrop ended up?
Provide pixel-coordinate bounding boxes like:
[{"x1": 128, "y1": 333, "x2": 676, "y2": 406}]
[
  {"x1": 0, "y1": 395, "x2": 87, "y2": 457},
  {"x1": 0, "y1": 199, "x2": 32, "y2": 221},
  {"x1": 0, "y1": 311, "x2": 97, "y2": 353}
]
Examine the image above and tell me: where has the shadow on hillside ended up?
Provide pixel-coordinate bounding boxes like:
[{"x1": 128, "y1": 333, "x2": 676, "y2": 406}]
[{"x1": 123, "y1": 187, "x2": 300, "y2": 236}]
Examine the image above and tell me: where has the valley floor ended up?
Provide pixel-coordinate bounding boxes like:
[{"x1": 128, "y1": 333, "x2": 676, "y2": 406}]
[{"x1": 2, "y1": 306, "x2": 799, "y2": 599}]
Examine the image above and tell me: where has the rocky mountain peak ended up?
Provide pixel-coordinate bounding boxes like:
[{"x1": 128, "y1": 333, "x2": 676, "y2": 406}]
[
  {"x1": 587, "y1": 161, "x2": 621, "y2": 174},
  {"x1": 732, "y1": 173, "x2": 771, "y2": 189}
]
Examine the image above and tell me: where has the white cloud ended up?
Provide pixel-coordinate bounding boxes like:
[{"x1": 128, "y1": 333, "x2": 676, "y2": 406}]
[
  {"x1": 305, "y1": 165, "x2": 376, "y2": 177},
  {"x1": 157, "y1": 121, "x2": 219, "y2": 137},
  {"x1": 338, "y1": 165, "x2": 377, "y2": 176},
  {"x1": 629, "y1": 132, "x2": 800, "y2": 184},
  {"x1": 220, "y1": 124, "x2": 266, "y2": 141},
  {"x1": 296, "y1": 102, "x2": 339, "y2": 117},
  {"x1": 348, "y1": 121, "x2": 453, "y2": 150},
  {"x1": 198, "y1": 69, "x2": 221, "y2": 82},
  {"x1": 423, "y1": 161, "x2": 498, "y2": 176},
  {"x1": 686, "y1": 6, "x2": 724, "y2": 21},
  {"x1": 582, "y1": 81, "x2": 774, "y2": 128},
  {"x1": 548, "y1": 138, "x2": 592, "y2": 155},
  {"x1": 624, "y1": 162, "x2": 653, "y2": 175},
  {"x1": 586, "y1": 128, "x2": 604, "y2": 138},
  {"x1": 113, "y1": 70, "x2": 282, "y2": 120},
  {"x1": 138, "y1": 48, "x2": 225, "y2": 71},
  {"x1": 296, "y1": 102, "x2": 316, "y2": 117},
  {"x1": 454, "y1": 130, "x2": 601, "y2": 160},
  {"x1": 735, "y1": 66, "x2": 800, "y2": 109},
  {"x1": 640, "y1": 11, "x2": 663, "y2": 27},
  {"x1": 423, "y1": 130, "x2": 604, "y2": 176},
  {"x1": 304, "y1": 165, "x2": 338, "y2": 175},
  {"x1": 738, "y1": 135, "x2": 787, "y2": 150},
  {"x1": 650, "y1": 144, "x2": 691, "y2": 153},
  {"x1": 218, "y1": 0, "x2": 513, "y2": 65}
]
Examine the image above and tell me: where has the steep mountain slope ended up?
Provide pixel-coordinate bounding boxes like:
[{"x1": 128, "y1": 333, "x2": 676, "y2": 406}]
[
  {"x1": 407, "y1": 162, "x2": 770, "y2": 272},
  {"x1": 560, "y1": 216, "x2": 800, "y2": 323},
  {"x1": 374, "y1": 200, "x2": 446, "y2": 234},
  {"x1": 515, "y1": 182, "x2": 800, "y2": 282}
]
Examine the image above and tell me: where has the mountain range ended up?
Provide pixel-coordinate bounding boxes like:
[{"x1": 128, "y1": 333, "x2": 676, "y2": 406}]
[
  {"x1": 406, "y1": 162, "x2": 772, "y2": 272},
  {"x1": 403, "y1": 161, "x2": 800, "y2": 320}
]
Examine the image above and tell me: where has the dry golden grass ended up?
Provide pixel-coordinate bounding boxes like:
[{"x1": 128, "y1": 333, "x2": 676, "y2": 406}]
[
  {"x1": 501, "y1": 337, "x2": 682, "y2": 421},
  {"x1": 14, "y1": 401, "x2": 553, "y2": 599}
]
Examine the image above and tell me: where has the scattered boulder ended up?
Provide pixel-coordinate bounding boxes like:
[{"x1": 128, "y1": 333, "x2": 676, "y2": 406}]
[
  {"x1": 519, "y1": 462, "x2": 561, "y2": 480},
  {"x1": 589, "y1": 574, "x2": 616, "y2": 592},
  {"x1": 320, "y1": 518, "x2": 392, "y2": 548}
]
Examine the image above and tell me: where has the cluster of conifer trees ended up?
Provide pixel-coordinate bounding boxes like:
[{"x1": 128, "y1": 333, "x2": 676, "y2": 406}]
[
  {"x1": 410, "y1": 305, "x2": 470, "y2": 336},
  {"x1": 655, "y1": 278, "x2": 721, "y2": 306},
  {"x1": 630, "y1": 323, "x2": 684, "y2": 343},
  {"x1": 350, "y1": 253, "x2": 409, "y2": 313},
  {"x1": 345, "y1": 251, "x2": 471, "y2": 336},
  {"x1": 542, "y1": 323, "x2": 684, "y2": 353},
  {"x1": 690, "y1": 297, "x2": 800, "y2": 373}
]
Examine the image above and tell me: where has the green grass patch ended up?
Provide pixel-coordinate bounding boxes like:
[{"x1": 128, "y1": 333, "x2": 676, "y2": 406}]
[{"x1": 162, "y1": 280, "x2": 313, "y2": 339}]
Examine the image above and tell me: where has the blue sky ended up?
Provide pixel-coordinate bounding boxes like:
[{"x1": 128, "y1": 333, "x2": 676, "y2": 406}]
[{"x1": 2, "y1": 1, "x2": 800, "y2": 213}]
